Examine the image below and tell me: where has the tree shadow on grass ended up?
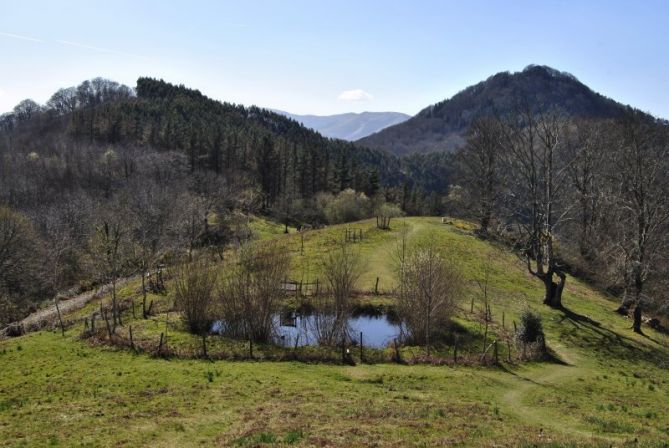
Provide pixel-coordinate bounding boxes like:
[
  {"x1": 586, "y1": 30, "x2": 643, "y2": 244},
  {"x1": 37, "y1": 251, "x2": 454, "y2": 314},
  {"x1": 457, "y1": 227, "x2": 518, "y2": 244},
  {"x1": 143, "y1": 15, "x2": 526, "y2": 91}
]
[{"x1": 557, "y1": 305, "x2": 669, "y2": 370}]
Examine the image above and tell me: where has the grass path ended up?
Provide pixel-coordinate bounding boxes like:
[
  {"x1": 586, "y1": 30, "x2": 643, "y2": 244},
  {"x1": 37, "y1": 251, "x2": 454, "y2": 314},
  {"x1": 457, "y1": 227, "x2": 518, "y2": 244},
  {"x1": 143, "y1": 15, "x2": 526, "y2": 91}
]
[{"x1": 499, "y1": 344, "x2": 623, "y2": 444}]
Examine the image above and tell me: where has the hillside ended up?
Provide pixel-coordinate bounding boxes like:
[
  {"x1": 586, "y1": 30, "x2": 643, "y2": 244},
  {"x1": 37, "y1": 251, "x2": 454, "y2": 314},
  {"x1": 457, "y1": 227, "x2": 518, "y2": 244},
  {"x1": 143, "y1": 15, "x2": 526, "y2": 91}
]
[
  {"x1": 1, "y1": 78, "x2": 402, "y2": 196},
  {"x1": 274, "y1": 110, "x2": 410, "y2": 141},
  {"x1": 358, "y1": 65, "x2": 633, "y2": 156},
  {"x1": 2, "y1": 217, "x2": 668, "y2": 446}
]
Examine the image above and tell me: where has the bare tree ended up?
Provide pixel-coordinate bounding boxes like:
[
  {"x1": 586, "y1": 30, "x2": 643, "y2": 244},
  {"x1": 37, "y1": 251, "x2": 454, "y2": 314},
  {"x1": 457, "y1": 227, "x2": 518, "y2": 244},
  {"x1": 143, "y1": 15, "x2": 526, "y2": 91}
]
[
  {"x1": 220, "y1": 241, "x2": 289, "y2": 343},
  {"x1": 0, "y1": 206, "x2": 45, "y2": 317},
  {"x1": 92, "y1": 210, "x2": 128, "y2": 329},
  {"x1": 563, "y1": 119, "x2": 610, "y2": 258},
  {"x1": 314, "y1": 240, "x2": 363, "y2": 345},
  {"x1": 126, "y1": 180, "x2": 172, "y2": 318},
  {"x1": 457, "y1": 117, "x2": 506, "y2": 236},
  {"x1": 172, "y1": 259, "x2": 218, "y2": 335},
  {"x1": 502, "y1": 109, "x2": 573, "y2": 308},
  {"x1": 609, "y1": 112, "x2": 669, "y2": 332},
  {"x1": 395, "y1": 235, "x2": 462, "y2": 355}
]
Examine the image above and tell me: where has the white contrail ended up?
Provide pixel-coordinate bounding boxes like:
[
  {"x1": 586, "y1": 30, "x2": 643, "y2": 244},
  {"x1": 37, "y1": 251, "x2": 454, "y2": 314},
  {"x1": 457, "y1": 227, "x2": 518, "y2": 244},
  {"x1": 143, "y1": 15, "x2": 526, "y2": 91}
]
[
  {"x1": 57, "y1": 39, "x2": 148, "y2": 60},
  {"x1": 0, "y1": 31, "x2": 44, "y2": 43}
]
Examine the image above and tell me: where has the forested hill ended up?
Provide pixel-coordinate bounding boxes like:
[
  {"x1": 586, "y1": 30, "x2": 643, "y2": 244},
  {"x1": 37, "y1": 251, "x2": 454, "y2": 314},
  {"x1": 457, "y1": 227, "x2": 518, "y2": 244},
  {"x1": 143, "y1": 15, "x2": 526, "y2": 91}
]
[
  {"x1": 3, "y1": 78, "x2": 407, "y2": 200},
  {"x1": 358, "y1": 65, "x2": 635, "y2": 156}
]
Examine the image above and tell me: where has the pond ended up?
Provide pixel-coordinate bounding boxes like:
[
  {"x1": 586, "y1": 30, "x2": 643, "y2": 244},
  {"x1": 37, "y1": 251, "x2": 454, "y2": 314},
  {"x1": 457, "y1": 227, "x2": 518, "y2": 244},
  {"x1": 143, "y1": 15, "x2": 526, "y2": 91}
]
[
  {"x1": 213, "y1": 312, "x2": 402, "y2": 349},
  {"x1": 276, "y1": 312, "x2": 401, "y2": 349}
]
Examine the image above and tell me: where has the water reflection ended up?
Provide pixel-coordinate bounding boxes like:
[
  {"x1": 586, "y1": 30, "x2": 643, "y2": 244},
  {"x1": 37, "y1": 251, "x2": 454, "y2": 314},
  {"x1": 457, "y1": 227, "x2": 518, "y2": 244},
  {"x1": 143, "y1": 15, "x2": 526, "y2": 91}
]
[{"x1": 213, "y1": 312, "x2": 401, "y2": 349}]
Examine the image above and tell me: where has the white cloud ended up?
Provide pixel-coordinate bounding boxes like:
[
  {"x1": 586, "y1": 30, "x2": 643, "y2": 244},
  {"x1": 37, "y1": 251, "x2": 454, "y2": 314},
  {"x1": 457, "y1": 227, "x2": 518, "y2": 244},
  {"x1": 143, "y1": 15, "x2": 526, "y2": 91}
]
[
  {"x1": 337, "y1": 89, "x2": 373, "y2": 101},
  {"x1": 0, "y1": 88, "x2": 5, "y2": 98}
]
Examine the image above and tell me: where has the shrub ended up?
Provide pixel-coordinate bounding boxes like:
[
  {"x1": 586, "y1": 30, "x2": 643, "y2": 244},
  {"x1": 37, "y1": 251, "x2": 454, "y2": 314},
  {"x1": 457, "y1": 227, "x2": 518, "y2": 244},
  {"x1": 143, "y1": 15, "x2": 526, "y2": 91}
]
[
  {"x1": 516, "y1": 308, "x2": 545, "y2": 345},
  {"x1": 395, "y1": 237, "x2": 462, "y2": 352},
  {"x1": 172, "y1": 259, "x2": 218, "y2": 335},
  {"x1": 220, "y1": 242, "x2": 289, "y2": 343},
  {"x1": 323, "y1": 189, "x2": 372, "y2": 224}
]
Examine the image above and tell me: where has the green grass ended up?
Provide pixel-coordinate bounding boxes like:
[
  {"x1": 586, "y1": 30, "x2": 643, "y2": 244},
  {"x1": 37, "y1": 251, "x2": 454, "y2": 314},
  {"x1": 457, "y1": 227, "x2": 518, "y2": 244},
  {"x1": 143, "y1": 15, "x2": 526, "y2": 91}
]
[{"x1": 2, "y1": 217, "x2": 669, "y2": 447}]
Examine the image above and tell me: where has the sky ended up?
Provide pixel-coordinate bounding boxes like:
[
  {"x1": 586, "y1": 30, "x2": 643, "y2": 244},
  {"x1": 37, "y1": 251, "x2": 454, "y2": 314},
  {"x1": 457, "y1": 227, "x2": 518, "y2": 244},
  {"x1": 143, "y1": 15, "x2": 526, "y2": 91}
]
[{"x1": 1, "y1": 0, "x2": 668, "y2": 117}]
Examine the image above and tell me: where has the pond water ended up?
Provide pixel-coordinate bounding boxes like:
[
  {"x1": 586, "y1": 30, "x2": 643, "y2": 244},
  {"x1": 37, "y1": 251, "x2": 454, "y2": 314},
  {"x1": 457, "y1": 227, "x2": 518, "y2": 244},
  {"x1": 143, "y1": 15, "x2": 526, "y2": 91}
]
[
  {"x1": 276, "y1": 312, "x2": 401, "y2": 349},
  {"x1": 213, "y1": 312, "x2": 401, "y2": 349}
]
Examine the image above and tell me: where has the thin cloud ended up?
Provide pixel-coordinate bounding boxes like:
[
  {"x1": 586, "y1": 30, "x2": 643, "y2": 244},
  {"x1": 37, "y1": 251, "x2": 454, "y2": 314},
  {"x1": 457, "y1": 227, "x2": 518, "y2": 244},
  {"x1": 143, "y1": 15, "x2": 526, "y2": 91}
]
[
  {"x1": 0, "y1": 88, "x2": 5, "y2": 97},
  {"x1": 0, "y1": 31, "x2": 44, "y2": 43},
  {"x1": 57, "y1": 39, "x2": 148, "y2": 60},
  {"x1": 337, "y1": 89, "x2": 373, "y2": 101}
]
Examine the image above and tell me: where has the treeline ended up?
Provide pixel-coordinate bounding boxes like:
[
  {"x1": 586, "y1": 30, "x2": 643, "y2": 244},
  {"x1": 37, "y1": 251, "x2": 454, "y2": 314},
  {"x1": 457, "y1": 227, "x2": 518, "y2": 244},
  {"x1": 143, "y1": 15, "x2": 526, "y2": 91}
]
[{"x1": 453, "y1": 109, "x2": 669, "y2": 331}]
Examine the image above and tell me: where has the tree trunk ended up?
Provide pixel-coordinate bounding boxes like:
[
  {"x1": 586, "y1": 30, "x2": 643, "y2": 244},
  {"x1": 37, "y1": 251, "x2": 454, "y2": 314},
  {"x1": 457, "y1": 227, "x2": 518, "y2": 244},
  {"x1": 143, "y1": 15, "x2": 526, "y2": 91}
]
[
  {"x1": 480, "y1": 213, "x2": 490, "y2": 237},
  {"x1": 633, "y1": 303, "x2": 642, "y2": 333},
  {"x1": 111, "y1": 278, "x2": 118, "y2": 328},
  {"x1": 542, "y1": 271, "x2": 565, "y2": 308},
  {"x1": 141, "y1": 271, "x2": 148, "y2": 319}
]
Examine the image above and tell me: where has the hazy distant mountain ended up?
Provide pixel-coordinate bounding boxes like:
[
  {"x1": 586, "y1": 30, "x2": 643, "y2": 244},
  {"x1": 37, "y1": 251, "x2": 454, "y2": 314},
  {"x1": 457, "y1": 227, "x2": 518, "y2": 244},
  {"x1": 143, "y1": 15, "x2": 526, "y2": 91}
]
[
  {"x1": 274, "y1": 110, "x2": 410, "y2": 141},
  {"x1": 358, "y1": 65, "x2": 634, "y2": 156}
]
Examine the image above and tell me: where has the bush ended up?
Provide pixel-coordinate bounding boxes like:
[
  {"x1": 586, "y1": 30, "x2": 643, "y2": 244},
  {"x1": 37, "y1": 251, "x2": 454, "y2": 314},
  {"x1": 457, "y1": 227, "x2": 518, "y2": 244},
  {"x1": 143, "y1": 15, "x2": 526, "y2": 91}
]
[
  {"x1": 395, "y1": 238, "x2": 462, "y2": 350},
  {"x1": 516, "y1": 308, "x2": 545, "y2": 345},
  {"x1": 220, "y1": 242, "x2": 289, "y2": 343},
  {"x1": 322, "y1": 189, "x2": 372, "y2": 224},
  {"x1": 172, "y1": 259, "x2": 218, "y2": 335},
  {"x1": 375, "y1": 202, "x2": 402, "y2": 229}
]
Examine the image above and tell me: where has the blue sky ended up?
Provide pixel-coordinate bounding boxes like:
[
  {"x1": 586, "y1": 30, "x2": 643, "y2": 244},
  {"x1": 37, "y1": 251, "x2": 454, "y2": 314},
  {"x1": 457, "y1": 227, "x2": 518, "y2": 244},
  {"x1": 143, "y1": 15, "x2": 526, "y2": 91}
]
[{"x1": 1, "y1": 0, "x2": 668, "y2": 117}]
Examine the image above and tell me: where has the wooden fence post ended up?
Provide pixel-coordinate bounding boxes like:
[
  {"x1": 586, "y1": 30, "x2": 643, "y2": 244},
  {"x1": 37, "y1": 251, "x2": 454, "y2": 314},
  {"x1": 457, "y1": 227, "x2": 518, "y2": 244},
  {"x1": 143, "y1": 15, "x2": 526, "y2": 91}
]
[
  {"x1": 129, "y1": 325, "x2": 136, "y2": 352},
  {"x1": 158, "y1": 332, "x2": 164, "y2": 354},
  {"x1": 359, "y1": 331, "x2": 364, "y2": 363},
  {"x1": 493, "y1": 340, "x2": 498, "y2": 364},
  {"x1": 300, "y1": 232, "x2": 305, "y2": 255},
  {"x1": 374, "y1": 277, "x2": 379, "y2": 295},
  {"x1": 55, "y1": 299, "x2": 65, "y2": 337},
  {"x1": 393, "y1": 339, "x2": 401, "y2": 363},
  {"x1": 102, "y1": 305, "x2": 112, "y2": 339},
  {"x1": 507, "y1": 339, "x2": 512, "y2": 363},
  {"x1": 483, "y1": 320, "x2": 488, "y2": 353}
]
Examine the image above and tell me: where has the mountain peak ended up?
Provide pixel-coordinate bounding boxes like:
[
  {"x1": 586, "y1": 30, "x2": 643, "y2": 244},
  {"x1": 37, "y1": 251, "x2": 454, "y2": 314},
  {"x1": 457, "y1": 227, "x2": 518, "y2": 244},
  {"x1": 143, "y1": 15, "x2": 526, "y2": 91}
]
[
  {"x1": 274, "y1": 110, "x2": 410, "y2": 141},
  {"x1": 358, "y1": 66, "x2": 629, "y2": 156},
  {"x1": 521, "y1": 64, "x2": 580, "y2": 82}
]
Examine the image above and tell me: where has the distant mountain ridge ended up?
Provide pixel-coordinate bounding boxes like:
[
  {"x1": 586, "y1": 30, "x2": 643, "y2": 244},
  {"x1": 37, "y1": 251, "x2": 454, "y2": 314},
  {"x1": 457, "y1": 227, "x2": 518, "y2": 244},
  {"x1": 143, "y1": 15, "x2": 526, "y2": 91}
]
[
  {"x1": 274, "y1": 110, "x2": 410, "y2": 141},
  {"x1": 358, "y1": 65, "x2": 637, "y2": 156}
]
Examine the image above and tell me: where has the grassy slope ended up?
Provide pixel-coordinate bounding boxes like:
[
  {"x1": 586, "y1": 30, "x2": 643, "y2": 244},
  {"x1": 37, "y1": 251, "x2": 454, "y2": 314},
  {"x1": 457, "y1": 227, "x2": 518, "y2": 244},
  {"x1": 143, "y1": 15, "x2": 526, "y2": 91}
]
[{"x1": 1, "y1": 217, "x2": 668, "y2": 447}]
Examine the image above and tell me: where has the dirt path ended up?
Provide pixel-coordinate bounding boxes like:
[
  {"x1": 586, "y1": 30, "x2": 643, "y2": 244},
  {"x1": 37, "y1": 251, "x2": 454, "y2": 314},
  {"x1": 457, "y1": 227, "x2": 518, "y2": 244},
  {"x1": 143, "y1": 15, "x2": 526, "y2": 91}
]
[{"x1": 1, "y1": 276, "x2": 136, "y2": 337}]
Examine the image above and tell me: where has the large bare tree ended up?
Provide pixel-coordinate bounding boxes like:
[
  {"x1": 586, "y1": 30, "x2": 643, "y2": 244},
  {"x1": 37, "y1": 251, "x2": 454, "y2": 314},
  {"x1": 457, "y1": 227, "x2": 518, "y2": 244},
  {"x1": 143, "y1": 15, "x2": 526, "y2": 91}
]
[
  {"x1": 609, "y1": 112, "x2": 669, "y2": 332},
  {"x1": 502, "y1": 109, "x2": 574, "y2": 308},
  {"x1": 457, "y1": 117, "x2": 506, "y2": 236}
]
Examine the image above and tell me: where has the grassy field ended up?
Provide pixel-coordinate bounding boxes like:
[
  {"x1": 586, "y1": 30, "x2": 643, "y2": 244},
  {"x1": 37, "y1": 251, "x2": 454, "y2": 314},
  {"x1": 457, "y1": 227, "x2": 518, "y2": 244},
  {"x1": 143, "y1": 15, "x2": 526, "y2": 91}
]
[{"x1": 1, "y1": 217, "x2": 668, "y2": 447}]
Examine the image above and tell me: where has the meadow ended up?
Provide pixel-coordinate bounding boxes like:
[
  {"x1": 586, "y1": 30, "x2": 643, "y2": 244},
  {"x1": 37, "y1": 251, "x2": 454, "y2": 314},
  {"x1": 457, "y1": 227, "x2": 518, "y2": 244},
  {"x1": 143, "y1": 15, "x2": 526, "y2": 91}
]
[{"x1": 1, "y1": 217, "x2": 668, "y2": 447}]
